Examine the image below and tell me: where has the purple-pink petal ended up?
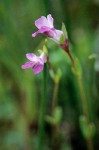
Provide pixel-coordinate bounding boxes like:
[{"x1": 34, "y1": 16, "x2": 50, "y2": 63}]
[
  {"x1": 32, "y1": 26, "x2": 51, "y2": 37},
  {"x1": 21, "y1": 51, "x2": 47, "y2": 74},
  {"x1": 53, "y1": 29, "x2": 63, "y2": 42},
  {"x1": 35, "y1": 16, "x2": 50, "y2": 29},
  {"x1": 32, "y1": 14, "x2": 63, "y2": 43},
  {"x1": 21, "y1": 62, "x2": 33, "y2": 69},
  {"x1": 47, "y1": 14, "x2": 54, "y2": 28},
  {"x1": 32, "y1": 30, "x2": 41, "y2": 37},
  {"x1": 39, "y1": 52, "x2": 47, "y2": 63},
  {"x1": 32, "y1": 63, "x2": 44, "y2": 74},
  {"x1": 26, "y1": 53, "x2": 37, "y2": 61}
]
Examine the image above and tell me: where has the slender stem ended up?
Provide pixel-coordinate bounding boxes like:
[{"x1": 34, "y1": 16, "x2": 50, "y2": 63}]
[
  {"x1": 47, "y1": 55, "x2": 60, "y2": 111},
  {"x1": 51, "y1": 80, "x2": 60, "y2": 149},
  {"x1": 38, "y1": 64, "x2": 47, "y2": 150},
  {"x1": 52, "y1": 81, "x2": 59, "y2": 112},
  {"x1": 77, "y1": 76, "x2": 94, "y2": 150},
  {"x1": 67, "y1": 51, "x2": 74, "y2": 64},
  {"x1": 69, "y1": 53, "x2": 94, "y2": 150},
  {"x1": 86, "y1": 138, "x2": 94, "y2": 150},
  {"x1": 77, "y1": 76, "x2": 89, "y2": 122}
]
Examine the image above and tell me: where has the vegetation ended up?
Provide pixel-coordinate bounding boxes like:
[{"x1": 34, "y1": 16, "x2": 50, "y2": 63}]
[{"x1": 0, "y1": 0, "x2": 99, "y2": 150}]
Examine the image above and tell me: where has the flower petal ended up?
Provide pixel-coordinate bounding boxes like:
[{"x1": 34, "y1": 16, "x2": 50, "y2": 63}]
[
  {"x1": 35, "y1": 16, "x2": 49, "y2": 29},
  {"x1": 21, "y1": 62, "x2": 33, "y2": 69},
  {"x1": 39, "y1": 52, "x2": 47, "y2": 63},
  {"x1": 32, "y1": 63, "x2": 44, "y2": 74},
  {"x1": 47, "y1": 14, "x2": 54, "y2": 28},
  {"x1": 26, "y1": 53, "x2": 37, "y2": 61},
  {"x1": 32, "y1": 30, "x2": 41, "y2": 37},
  {"x1": 53, "y1": 29, "x2": 63, "y2": 42},
  {"x1": 32, "y1": 26, "x2": 50, "y2": 37}
]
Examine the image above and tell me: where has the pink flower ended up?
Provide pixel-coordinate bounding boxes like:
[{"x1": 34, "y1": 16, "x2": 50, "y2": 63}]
[
  {"x1": 21, "y1": 52, "x2": 47, "y2": 74},
  {"x1": 32, "y1": 14, "x2": 63, "y2": 43}
]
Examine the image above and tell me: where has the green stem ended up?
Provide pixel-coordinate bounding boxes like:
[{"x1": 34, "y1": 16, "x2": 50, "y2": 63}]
[
  {"x1": 77, "y1": 76, "x2": 94, "y2": 150},
  {"x1": 68, "y1": 52, "x2": 94, "y2": 150},
  {"x1": 51, "y1": 80, "x2": 60, "y2": 149},
  {"x1": 67, "y1": 51, "x2": 74, "y2": 64},
  {"x1": 52, "y1": 81, "x2": 59, "y2": 112},
  {"x1": 77, "y1": 76, "x2": 89, "y2": 122},
  {"x1": 38, "y1": 63, "x2": 47, "y2": 150}
]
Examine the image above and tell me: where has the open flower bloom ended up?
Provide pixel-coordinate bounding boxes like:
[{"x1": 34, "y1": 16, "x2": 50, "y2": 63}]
[
  {"x1": 32, "y1": 14, "x2": 63, "y2": 43},
  {"x1": 21, "y1": 52, "x2": 47, "y2": 74}
]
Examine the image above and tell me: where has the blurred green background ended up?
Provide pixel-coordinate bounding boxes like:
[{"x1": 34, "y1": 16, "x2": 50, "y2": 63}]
[{"x1": 0, "y1": 0, "x2": 99, "y2": 150}]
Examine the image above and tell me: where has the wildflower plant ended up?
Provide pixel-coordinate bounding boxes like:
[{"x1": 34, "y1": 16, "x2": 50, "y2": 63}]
[{"x1": 21, "y1": 14, "x2": 95, "y2": 150}]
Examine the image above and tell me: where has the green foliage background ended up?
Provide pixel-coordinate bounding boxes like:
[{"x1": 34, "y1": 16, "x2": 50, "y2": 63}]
[{"x1": 0, "y1": 0, "x2": 99, "y2": 150}]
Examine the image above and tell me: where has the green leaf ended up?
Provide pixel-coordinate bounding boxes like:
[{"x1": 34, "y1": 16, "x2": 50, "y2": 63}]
[
  {"x1": 79, "y1": 116, "x2": 95, "y2": 138},
  {"x1": 53, "y1": 106, "x2": 62, "y2": 124},
  {"x1": 62, "y1": 23, "x2": 68, "y2": 39},
  {"x1": 46, "y1": 106, "x2": 62, "y2": 125},
  {"x1": 88, "y1": 53, "x2": 97, "y2": 60},
  {"x1": 43, "y1": 45, "x2": 48, "y2": 55},
  {"x1": 55, "y1": 68, "x2": 62, "y2": 83},
  {"x1": 49, "y1": 69, "x2": 55, "y2": 81},
  {"x1": 60, "y1": 34, "x2": 65, "y2": 44}
]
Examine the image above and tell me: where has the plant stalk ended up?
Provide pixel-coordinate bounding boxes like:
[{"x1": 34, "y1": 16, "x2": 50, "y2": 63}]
[
  {"x1": 52, "y1": 81, "x2": 59, "y2": 112},
  {"x1": 77, "y1": 76, "x2": 89, "y2": 122},
  {"x1": 77, "y1": 76, "x2": 94, "y2": 150},
  {"x1": 38, "y1": 63, "x2": 47, "y2": 150},
  {"x1": 68, "y1": 52, "x2": 94, "y2": 150}
]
